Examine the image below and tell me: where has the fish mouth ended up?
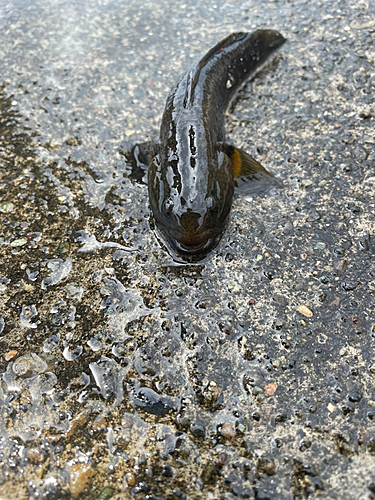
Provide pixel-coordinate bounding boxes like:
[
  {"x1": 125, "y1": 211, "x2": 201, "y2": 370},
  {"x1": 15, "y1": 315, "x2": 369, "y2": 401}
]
[
  {"x1": 154, "y1": 219, "x2": 217, "y2": 256},
  {"x1": 172, "y1": 237, "x2": 214, "y2": 255},
  {"x1": 152, "y1": 217, "x2": 227, "y2": 261}
]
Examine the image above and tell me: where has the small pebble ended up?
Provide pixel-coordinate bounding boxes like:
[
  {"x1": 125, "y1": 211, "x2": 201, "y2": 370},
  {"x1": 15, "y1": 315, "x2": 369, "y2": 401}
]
[
  {"x1": 95, "y1": 487, "x2": 114, "y2": 500},
  {"x1": 58, "y1": 240, "x2": 70, "y2": 253},
  {"x1": 125, "y1": 472, "x2": 136, "y2": 486},
  {"x1": 297, "y1": 305, "x2": 313, "y2": 318},
  {"x1": 205, "y1": 380, "x2": 219, "y2": 403},
  {"x1": 264, "y1": 383, "x2": 277, "y2": 396},
  {"x1": 336, "y1": 259, "x2": 347, "y2": 272},
  {"x1": 190, "y1": 422, "x2": 205, "y2": 438},
  {"x1": 221, "y1": 422, "x2": 236, "y2": 440},
  {"x1": 342, "y1": 281, "x2": 358, "y2": 292},
  {"x1": 0, "y1": 202, "x2": 14, "y2": 212},
  {"x1": 327, "y1": 403, "x2": 335, "y2": 413},
  {"x1": 161, "y1": 464, "x2": 173, "y2": 477},
  {"x1": 69, "y1": 463, "x2": 93, "y2": 497},
  {"x1": 35, "y1": 466, "x2": 43, "y2": 478},
  {"x1": 253, "y1": 386, "x2": 263, "y2": 396},
  {"x1": 10, "y1": 238, "x2": 27, "y2": 247},
  {"x1": 5, "y1": 350, "x2": 18, "y2": 361},
  {"x1": 26, "y1": 448, "x2": 46, "y2": 464},
  {"x1": 216, "y1": 452, "x2": 227, "y2": 467},
  {"x1": 314, "y1": 242, "x2": 326, "y2": 250}
]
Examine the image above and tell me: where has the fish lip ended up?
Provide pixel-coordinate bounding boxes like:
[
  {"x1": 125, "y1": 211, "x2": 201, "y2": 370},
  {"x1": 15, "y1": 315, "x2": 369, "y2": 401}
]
[
  {"x1": 155, "y1": 219, "x2": 216, "y2": 255},
  {"x1": 173, "y1": 237, "x2": 213, "y2": 255},
  {"x1": 152, "y1": 217, "x2": 228, "y2": 262}
]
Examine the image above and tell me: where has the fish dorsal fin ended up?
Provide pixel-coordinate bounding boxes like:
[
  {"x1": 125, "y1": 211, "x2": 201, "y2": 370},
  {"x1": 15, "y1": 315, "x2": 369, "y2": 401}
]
[{"x1": 183, "y1": 32, "x2": 247, "y2": 109}]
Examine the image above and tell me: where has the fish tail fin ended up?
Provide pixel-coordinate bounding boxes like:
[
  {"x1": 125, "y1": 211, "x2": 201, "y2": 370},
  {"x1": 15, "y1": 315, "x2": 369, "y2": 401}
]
[{"x1": 253, "y1": 29, "x2": 286, "y2": 51}]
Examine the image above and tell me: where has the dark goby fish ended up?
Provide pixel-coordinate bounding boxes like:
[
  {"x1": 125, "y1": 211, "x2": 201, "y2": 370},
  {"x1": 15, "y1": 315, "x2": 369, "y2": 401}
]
[{"x1": 146, "y1": 29, "x2": 286, "y2": 260}]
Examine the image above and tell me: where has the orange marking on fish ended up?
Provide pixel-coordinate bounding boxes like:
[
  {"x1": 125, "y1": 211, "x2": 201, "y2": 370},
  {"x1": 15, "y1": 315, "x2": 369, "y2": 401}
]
[{"x1": 232, "y1": 148, "x2": 242, "y2": 178}]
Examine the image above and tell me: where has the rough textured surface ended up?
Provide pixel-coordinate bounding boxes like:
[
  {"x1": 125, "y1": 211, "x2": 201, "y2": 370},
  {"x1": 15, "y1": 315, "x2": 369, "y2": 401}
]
[{"x1": 0, "y1": 0, "x2": 374, "y2": 499}]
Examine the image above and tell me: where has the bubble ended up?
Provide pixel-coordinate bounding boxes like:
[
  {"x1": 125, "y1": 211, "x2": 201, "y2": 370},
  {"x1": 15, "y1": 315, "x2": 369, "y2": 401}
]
[
  {"x1": 20, "y1": 305, "x2": 38, "y2": 329},
  {"x1": 63, "y1": 345, "x2": 83, "y2": 361},
  {"x1": 12, "y1": 353, "x2": 47, "y2": 377},
  {"x1": 41, "y1": 258, "x2": 73, "y2": 290}
]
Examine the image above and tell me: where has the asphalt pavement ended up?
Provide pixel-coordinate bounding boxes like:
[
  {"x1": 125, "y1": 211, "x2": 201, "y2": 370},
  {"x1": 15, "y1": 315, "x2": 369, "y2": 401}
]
[{"x1": 0, "y1": 0, "x2": 374, "y2": 498}]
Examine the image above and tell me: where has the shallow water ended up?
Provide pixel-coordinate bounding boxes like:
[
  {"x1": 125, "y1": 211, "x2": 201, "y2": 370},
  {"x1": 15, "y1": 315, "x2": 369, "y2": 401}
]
[{"x1": 0, "y1": 0, "x2": 374, "y2": 498}]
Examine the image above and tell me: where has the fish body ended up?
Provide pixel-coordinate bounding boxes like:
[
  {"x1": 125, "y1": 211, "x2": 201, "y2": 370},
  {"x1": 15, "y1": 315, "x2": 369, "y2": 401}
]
[{"x1": 148, "y1": 30, "x2": 286, "y2": 259}]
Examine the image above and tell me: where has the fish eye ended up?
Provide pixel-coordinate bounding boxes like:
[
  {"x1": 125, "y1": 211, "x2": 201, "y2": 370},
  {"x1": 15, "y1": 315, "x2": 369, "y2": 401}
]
[
  {"x1": 205, "y1": 196, "x2": 218, "y2": 214},
  {"x1": 205, "y1": 196, "x2": 214, "y2": 209},
  {"x1": 164, "y1": 198, "x2": 174, "y2": 214}
]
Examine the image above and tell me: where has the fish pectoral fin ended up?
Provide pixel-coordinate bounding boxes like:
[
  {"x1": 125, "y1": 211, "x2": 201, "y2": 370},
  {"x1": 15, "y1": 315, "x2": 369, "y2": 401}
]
[
  {"x1": 220, "y1": 143, "x2": 279, "y2": 195},
  {"x1": 123, "y1": 141, "x2": 158, "y2": 185},
  {"x1": 220, "y1": 143, "x2": 272, "y2": 178},
  {"x1": 231, "y1": 146, "x2": 272, "y2": 178},
  {"x1": 133, "y1": 141, "x2": 158, "y2": 167}
]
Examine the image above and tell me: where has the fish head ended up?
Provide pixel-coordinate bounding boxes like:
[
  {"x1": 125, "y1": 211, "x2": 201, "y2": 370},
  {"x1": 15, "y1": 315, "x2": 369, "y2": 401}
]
[{"x1": 148, "y1": 148, "x2": 234, "y2": 259}]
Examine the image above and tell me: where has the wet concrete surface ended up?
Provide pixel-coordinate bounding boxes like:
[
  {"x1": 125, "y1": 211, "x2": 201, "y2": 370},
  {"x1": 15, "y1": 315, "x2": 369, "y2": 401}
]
[{"x1": 0, "y1": 0, "x2": 374, "y2": 498}]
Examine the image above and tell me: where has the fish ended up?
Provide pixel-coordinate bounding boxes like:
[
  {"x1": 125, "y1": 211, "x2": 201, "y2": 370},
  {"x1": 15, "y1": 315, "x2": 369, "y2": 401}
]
[{"x1": 146, "y1": 29, "x2": 286, "y2": 261}]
